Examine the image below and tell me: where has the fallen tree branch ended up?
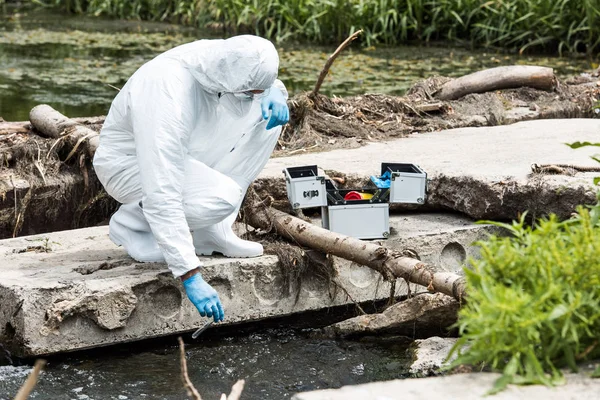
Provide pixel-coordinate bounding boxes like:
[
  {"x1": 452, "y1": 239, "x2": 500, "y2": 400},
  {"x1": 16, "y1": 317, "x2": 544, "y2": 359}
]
[
  {"x1": 532, "y1": 163, "x2": 600, "y2": 174},
  {"x1": 29, "y1": 105, "x2": 99, "y2": 159},
  {"x1": 221, "y1": 380, "x2": 245, "y2": 400},
  {"x1": 436, "y1": 65, "x2": 557, "y2": 100},
  {"x1": 14, "y1": 359, "x2": 46, "y2": 400},
  {"x1": 245, "y1": 201, "x2": 467, "y2": 301},
  {"x1": 0, "y1": 116, "x2": 105, "y2": 136},
  {"x1": 179, "y1": 337, "x2": 202, "y2": 400},
  {"x1": 323, "y1": 292, "x2": 459, "y2": 338},
  {"x1": 311, "y1": 30, "x2": 363, "y2": 99},
  {"x1": 0, "y1": 121, "x2": 30, "y2": 135},
  {"x1": 178, "y1": 337, "x2": 246, "y2": 400}
]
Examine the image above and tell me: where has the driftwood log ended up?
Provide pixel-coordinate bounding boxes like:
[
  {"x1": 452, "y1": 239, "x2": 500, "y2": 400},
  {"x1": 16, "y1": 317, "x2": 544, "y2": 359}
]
[
  {"x1": 323, "y1": 292, "x2": 460, "y2": 338},
  {"x1": 245, "y1": 202, "x2": 467, "y2": 301},
  {"x1": 29, "y1": 104, "x2": 99, "y2": 160},
  {"x1": 436, "y1": 65, "x2": 557, "y2": 100},
  {"x1": 0, "y1": 121, "x2": 30, "y2": 136}
]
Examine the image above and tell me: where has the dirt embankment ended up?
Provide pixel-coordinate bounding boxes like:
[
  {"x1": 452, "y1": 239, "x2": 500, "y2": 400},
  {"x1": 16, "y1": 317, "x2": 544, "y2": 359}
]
[{"x1": 1, "y1": 71, "x2": 599, "y2": 239}]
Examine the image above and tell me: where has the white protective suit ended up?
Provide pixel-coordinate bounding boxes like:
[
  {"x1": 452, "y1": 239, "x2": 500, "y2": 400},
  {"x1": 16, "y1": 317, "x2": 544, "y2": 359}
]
[{"x1": 93, "y1": 35, "x2": 288, "y2": 277}]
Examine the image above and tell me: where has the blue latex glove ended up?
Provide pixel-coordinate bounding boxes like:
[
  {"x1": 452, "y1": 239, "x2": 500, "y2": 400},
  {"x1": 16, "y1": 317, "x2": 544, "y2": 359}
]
[
  {"x1": 260, "y1": 87, "x2": 289, "y2": 130},
  {"x1": 370, "y1": 171, "x2": 392, "y2": 189},
  {"x1": 182, "y1": 272, "x2": 224, "y2": 322}
]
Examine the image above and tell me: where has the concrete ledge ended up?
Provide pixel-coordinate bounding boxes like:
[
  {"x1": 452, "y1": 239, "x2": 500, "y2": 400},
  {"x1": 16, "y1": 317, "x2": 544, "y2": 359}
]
[
  {"x1": 259, "y1": 119, "x2": 600, "y2": 220},
  {"x1": 292, "y1": 370, "x2": 600, "y2": 400},
  {"x1": 0, "y1": 212, "x2": 497, "y2": 356}
]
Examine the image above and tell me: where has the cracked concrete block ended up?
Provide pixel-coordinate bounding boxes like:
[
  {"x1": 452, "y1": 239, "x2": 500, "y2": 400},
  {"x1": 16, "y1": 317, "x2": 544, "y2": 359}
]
[
  {"x1": 0, "y1": 212, "x2": 495, "y2": 356},
  {"x1": 259, "y1": 119, "x2": 600, "y2": 221}
]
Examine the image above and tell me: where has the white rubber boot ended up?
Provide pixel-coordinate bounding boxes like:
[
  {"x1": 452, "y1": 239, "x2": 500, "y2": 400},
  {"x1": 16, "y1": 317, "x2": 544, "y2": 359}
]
[
  {"x1": 109, "y1": 202, "x2": 165, "y2": 263},
  {"x1": 192, "y1": 205, "x2": 263, "y2": 258}
]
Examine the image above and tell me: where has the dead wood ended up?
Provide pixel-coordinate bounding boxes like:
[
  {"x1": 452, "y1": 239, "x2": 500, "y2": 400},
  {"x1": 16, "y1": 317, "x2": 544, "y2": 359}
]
[
  {"x1": 436, "y1": 66, "x2": 557, "y2": 100},
  {"x1": 221, "y1": 380, "x2": 245, "y2": 400},
  {"x1": 0, "y1": 121, "x2": 30, "y2": 135},
  {"x1": 179, "y1": 337, "x2": 202, "y2": 400},
  {"x1": 323, "y1": 292, "x2": 459, "y2": 338},
  {"x1": 0, "y1": 107, "x2": 113, "y2": 239},
  {"x1": 531, "y1": 163, "x2": 600, "y2": 175},
  {"x1": 178, "y1": 337, "x2": 245, "y2": 400},
  {"x1": 13, "y1": 359, "x2": 46, "y2": 400},
  {"x1": 311, "y1": 30, "x2": 363, "y2": 99},
  {"x1": 244, "y1": 199, "x2": 467, "y2": 301},
  {"x1": 29, "y1": 105, "x2": 99, "y2": 159}
]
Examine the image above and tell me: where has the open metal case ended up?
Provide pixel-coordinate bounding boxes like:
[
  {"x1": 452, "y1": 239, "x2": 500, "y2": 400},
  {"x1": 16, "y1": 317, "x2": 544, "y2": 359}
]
[
  {"x1": 283, "y1": 165, "x2": 327, "y2": 209},
  {"x1": 381, "y1": 162, "x2": 427, "y2": 204},
  {"x1": 283, "y1": 163, "x2": 427, "y2": 240}
]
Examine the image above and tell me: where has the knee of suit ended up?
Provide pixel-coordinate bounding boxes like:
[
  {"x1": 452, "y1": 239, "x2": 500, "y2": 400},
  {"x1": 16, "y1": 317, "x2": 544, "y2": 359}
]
[
  {"x1": 183, "y1": 182, "x2": 242, "y2": 230},
  {"x1": 94, "y1": 153, "x2": 142, "y2": 204}
]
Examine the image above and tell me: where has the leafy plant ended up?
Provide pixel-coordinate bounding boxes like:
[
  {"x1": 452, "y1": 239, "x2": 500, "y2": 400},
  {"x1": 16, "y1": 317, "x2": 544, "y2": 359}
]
[
  {"x1": 449, "y1": 141, "x2": 600, "y2": 393},
  {"x1": 566, "y1": 141, "x2": 600, "y2": 185},
  {"x1": 448, "y1": 209, "x2": 600, "y2": 393}
]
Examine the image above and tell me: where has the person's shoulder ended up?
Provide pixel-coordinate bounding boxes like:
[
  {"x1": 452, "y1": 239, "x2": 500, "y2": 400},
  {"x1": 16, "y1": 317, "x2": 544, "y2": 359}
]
[{"x1": 130, "y1": 58, "x2": 196, "y2": 91}]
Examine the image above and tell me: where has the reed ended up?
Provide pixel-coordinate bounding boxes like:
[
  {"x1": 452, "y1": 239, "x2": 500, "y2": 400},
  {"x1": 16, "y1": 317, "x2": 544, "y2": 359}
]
[{"x1": 28, "y1": 1, "x2": 600, "y2": 56}]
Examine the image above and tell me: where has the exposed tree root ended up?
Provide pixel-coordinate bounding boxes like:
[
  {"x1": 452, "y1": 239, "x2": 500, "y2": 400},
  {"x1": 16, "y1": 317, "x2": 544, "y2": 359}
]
[
  {"x1": 242, "y1": 190, "x2": 467, "y2": 302},
  {"x1": 0, "y1": 67, "x2": 599, "y2": 239}
]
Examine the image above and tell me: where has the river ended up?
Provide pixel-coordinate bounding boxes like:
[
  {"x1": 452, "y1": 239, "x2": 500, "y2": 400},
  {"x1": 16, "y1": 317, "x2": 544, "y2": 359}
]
[
  {"x1": 0, "y1": 5, "x2": 593, "y2": 121},
  {"x1": 0, "y1": 323, "x2": 412, "y2": 399},
  {"x1": 0, "y1": 5, "x2": 593, "y2": 399}
]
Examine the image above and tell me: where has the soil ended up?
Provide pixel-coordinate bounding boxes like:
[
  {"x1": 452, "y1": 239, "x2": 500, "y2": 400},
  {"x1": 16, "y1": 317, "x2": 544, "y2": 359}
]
[{"x1": 1, "y1": 73, "x2": 599, "y2": 239}]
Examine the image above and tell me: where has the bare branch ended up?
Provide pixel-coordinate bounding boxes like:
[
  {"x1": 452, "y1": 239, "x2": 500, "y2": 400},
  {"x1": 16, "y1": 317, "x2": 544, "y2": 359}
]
[
  {"x1": 178, "y1": 337, "x2": 202, "y2": 400},
  {"x1": 226, "y1": 379, "x2": 245, "y2": 400},
  {"x1": 245, "y1": 201, "x2": 466, "y2": 301},
  {"x1": 311, "y1": 30, "x2": 363, "y2": 98},
  {"x1": 14, "y1": 359, "x2": 46, "y2": 400}
]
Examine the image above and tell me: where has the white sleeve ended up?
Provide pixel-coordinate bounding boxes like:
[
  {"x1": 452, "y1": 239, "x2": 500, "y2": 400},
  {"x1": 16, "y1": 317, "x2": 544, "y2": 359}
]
[
  {"x1": 128, "y1": 71, "x2": 200, "y2": 277},
  {"x1": 273, "y1": 79, "x2": 289, "y2": 100}
]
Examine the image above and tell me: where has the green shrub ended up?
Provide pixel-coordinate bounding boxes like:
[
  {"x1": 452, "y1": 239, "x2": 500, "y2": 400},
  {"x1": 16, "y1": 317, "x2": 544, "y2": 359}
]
[{"x1": 449, "y1": 203, "x2": 600, "y2": 393}]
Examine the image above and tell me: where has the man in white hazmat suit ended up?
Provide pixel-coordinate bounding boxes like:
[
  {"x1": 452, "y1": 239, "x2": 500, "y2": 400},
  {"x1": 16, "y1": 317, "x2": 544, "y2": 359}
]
[{"x1": 93, "y1": 35, "x2": 290, "y2": 323}]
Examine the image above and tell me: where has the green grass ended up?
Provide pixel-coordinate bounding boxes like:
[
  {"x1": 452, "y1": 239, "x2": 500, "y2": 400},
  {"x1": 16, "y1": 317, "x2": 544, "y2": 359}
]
[{"x1": 18, "y1": 0, "x2": 600, "y2": 54}]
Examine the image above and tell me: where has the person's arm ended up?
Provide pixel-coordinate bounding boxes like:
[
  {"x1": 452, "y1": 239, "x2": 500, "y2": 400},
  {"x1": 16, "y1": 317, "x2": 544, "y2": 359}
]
[
  {"x1": 128, "y1": 69, "x2": 224, "y2": 322},
  {"x1": 128, "y1": 71, "x2": 198, "y2": 277},
  {"x1": 272, "y1": 79, "x2": 288, "y2": 100}
]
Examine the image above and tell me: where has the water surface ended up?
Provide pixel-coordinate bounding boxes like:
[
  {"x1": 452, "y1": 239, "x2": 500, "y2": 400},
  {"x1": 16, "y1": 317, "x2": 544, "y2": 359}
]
[
  {"x1": 0, "y1": 6, "x2": 593, "y2": 121},
  {"x1": 0, "y1": 328, "x2": 411, "y2": 399}
]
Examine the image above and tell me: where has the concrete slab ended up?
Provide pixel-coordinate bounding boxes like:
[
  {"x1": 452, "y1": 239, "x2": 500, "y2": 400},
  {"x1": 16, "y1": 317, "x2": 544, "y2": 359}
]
[
  {"x1": 258, "y1": 119, "x2": 600, "y2": 220},
  {"x1": 0, "y1": 212, "x2": 496, "y2": 356},
  {"x1": 292, "y1": 369, "x2": 600, "y2": 400}
]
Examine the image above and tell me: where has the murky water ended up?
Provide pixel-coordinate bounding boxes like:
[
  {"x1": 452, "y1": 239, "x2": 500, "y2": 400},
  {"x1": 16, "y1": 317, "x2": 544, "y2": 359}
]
[
  {"x1": 0, "y1": 328, "x2": 411, "y2": 399},
  {"x1": 0, "y1": 5, "x2": 594, "y2": 121}
]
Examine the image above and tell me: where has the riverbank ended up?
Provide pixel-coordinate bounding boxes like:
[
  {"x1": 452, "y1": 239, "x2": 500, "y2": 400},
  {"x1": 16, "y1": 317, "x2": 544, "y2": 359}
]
[{"x1": 2, "y1": 118, "x2": 598, "y2": 355}]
